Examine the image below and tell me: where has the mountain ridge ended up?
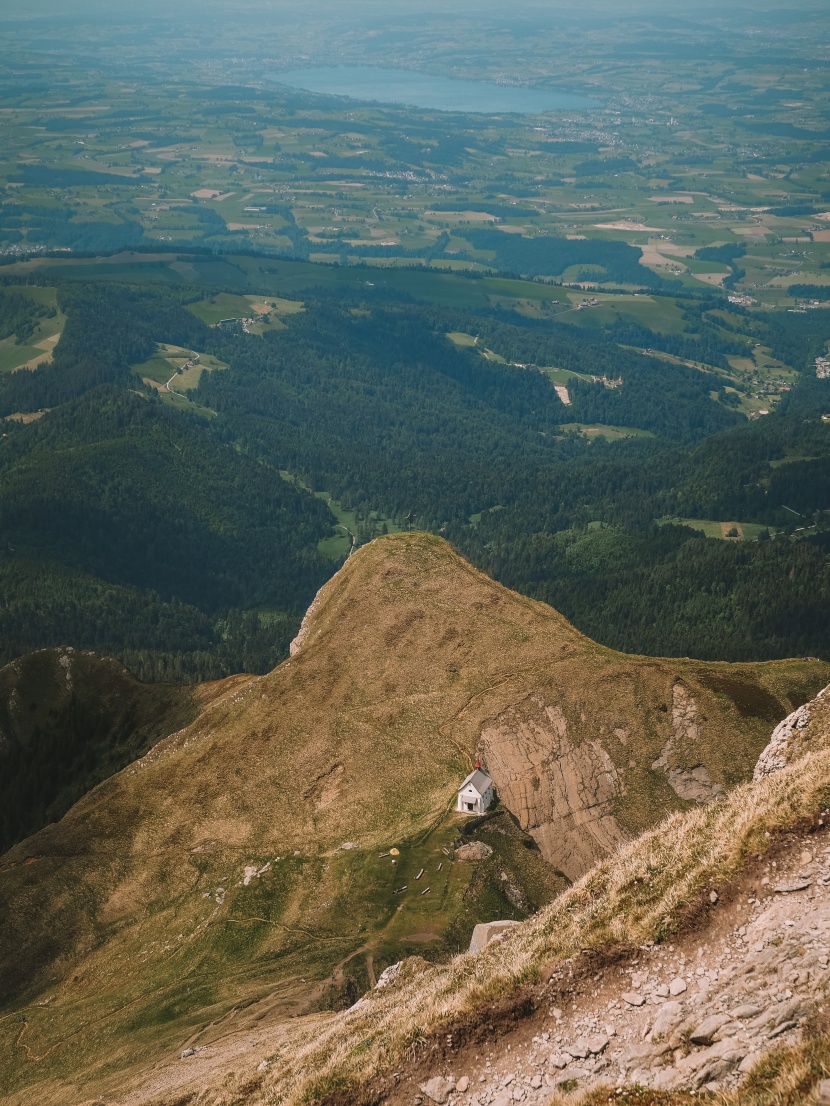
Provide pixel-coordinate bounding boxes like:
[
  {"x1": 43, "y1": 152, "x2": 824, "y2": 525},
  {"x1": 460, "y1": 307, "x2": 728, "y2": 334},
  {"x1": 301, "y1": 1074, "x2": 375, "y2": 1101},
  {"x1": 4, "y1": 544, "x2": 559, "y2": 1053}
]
[{"x1": 0, "y1": 532, "x2": 827, "y2": 1104}]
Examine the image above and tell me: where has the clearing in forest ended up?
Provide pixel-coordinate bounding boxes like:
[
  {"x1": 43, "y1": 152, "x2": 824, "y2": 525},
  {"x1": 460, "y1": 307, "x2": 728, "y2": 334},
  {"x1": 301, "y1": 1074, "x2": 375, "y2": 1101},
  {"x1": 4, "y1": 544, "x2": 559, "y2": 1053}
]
[
  {"x1": 0, "y1": 286, "x2": 66, "y2": 374},
  {"x1": 185, "y1": 292, "x2": 304, "y2": 330},
  {"x1": 658, "y1": 517, "x2": 768, "y2": 541},
  {"x1": 560, "y1": 422, "x2": 654, "y2": 441}
]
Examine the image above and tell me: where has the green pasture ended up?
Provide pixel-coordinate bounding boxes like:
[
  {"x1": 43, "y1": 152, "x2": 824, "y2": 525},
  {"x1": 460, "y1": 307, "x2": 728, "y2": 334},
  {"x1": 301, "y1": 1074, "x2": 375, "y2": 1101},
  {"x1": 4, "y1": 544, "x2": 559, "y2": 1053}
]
[
  {"x1": 0, "y1": 310, "x2": 66, "y2": 374},
  {"x1": 445, "y1": 331, "x2": 506, "y2": 362},
  {"x1": 186, "y1": 292, "x2": 259, "y2": 325},
  {"x1": 130, "y1": 343, "x2": 226, "y2": 417},
  {"x1": 542, "y1": 366, "x2": 594, "y2": 384},
  {"x1": 658, "y1": 517, "x2": 768, "y2": 540},
  {"x1": 559, "y1": 292, "x2": 688, "y2": 335},
  {"x1": 131, "y1": 352, "x2": 176, "y2": 386},
  {"x1": 446, "y1": 330, "x2": 478, "y2": 348},
  {"x1": 560, "y1": 423, "x2": 656, "y2": 441},
  {"x1": 619, "y1": 344, "x2": 720, "y2": 375}
]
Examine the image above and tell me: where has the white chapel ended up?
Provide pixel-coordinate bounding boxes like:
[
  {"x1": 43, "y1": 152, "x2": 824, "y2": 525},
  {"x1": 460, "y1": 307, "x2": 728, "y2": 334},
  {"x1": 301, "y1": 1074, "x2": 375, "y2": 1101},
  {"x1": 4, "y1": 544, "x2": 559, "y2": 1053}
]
[{"x1": 456, "y1": 761, "x2": 494, "y2": 814}]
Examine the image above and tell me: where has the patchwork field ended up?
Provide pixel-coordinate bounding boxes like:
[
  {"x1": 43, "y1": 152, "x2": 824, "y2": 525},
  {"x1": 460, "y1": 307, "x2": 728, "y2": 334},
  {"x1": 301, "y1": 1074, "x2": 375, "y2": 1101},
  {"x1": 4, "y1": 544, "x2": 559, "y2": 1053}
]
[{"x1": 659, "y1": 517, "x2": 770, "y2": 541}]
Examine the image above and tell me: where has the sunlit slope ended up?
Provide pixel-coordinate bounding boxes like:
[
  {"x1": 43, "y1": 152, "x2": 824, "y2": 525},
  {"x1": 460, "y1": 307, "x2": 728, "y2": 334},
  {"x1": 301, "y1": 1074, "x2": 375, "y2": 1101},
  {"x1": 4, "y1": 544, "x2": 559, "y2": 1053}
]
[{"x1": 0, "y1": 533, "x2": 826, "y2": 1104}]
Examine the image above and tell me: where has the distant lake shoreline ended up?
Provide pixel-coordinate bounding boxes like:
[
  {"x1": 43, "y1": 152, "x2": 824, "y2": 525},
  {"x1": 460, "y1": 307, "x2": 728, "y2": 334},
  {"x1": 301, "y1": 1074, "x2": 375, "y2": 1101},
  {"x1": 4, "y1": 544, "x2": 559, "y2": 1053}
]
[{"x1": 274, "y1": 66, "x2": 599, "y2": 114}]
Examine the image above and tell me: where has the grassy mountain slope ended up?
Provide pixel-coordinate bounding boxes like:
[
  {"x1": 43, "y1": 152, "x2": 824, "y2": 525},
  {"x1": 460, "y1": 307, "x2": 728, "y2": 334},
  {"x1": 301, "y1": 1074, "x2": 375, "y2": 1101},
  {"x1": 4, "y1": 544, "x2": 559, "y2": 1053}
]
[
  {"x1": 0, "y1": 533, "x2": 826, "y2": 1104},
  {"x1": 202, "y1": 680, "x2": 830, "y2": 1106},
  {"x1": 0, "y1": 647, "x2": 237, "y2": 853}
]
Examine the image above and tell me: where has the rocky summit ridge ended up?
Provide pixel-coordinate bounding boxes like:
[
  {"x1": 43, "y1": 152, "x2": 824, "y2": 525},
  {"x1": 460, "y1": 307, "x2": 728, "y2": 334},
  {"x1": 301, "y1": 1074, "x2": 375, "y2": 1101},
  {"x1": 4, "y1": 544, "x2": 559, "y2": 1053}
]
[{"x1": 0, "y1": 532, "x2": 828, "y2": 1106}]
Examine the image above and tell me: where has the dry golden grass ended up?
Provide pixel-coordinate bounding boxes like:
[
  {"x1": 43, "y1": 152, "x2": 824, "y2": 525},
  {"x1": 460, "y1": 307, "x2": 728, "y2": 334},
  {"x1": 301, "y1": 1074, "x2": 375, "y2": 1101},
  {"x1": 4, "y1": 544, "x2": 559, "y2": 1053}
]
[
  {"x1": 183, "y1": 742, "x2": 830, "y2": 1106},
  {"x1": 1, "y1": 535, "x2": 828, "y2": 1105}
]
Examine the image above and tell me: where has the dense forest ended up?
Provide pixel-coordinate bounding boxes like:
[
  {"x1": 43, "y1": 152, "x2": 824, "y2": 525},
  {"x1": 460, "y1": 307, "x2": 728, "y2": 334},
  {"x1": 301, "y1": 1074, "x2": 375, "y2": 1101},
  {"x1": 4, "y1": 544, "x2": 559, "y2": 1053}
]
[
  {"x1": 460, "y1": 229, "x2": 671, "y2": 287},
  {"x1": 0, "y1": 277, "x2": 828, "y2": 676}
]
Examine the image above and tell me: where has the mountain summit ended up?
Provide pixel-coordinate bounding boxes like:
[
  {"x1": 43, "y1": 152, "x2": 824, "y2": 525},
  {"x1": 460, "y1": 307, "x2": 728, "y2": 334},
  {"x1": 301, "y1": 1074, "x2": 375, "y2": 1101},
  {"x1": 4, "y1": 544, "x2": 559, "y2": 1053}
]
[{"x1": 0, "y1": 533, "x2": 826, "y2": 1105}]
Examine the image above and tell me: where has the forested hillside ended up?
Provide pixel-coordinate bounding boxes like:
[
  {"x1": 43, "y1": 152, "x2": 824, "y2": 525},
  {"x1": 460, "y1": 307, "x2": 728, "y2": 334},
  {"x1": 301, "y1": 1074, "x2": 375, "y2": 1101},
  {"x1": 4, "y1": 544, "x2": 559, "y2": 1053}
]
[{"x1": 0, "y1": 271, "x2": 828, "y2": 674}]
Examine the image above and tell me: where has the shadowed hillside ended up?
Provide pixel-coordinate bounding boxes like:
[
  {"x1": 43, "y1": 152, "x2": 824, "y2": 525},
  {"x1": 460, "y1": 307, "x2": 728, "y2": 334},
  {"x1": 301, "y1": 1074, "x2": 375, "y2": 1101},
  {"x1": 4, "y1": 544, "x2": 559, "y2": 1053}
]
[
  {"x1": 0, "y1": 533, "x2": 826, "y2": 1105},
  {"x1": 0, "y1": 648, "x2": 236, "y2": 853}
]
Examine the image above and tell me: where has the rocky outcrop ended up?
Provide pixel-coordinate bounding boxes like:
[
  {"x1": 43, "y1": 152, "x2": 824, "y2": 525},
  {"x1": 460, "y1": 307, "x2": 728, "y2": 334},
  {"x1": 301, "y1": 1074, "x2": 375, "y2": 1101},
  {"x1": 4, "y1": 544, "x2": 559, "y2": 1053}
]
[
  {"x1": 651, "y1": 682, "x2": 725, "y2": 802},
  {"x1": 288, "y1": 581, "x2": 329, "y2": 655},
  {"x1": 373, "y1": 962, "x2": 402, "y2": 990},
  {"x1": 468, "y1": 920, "x2": 520, "y2": 954},
  {"x1": 480, "y1": 696, "x2": 627, "y2": 880},
  {"x1": 754, "y1": 684, "x2": 830, "y2": 779},
  {"x1": 455, "y1": 841, "x2": 493, "y2": 861}
]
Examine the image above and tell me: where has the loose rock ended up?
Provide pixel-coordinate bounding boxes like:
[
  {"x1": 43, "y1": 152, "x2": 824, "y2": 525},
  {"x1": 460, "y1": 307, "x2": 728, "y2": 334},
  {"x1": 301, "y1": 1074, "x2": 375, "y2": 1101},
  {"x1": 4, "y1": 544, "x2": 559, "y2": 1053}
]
[
  {"x1": 586, "y1": 1033, "x2": 610, "y2": 1055},
  {"x1": 563, "y1": 1041, "x2": 590, "y2": 1059},
  {"x1": 774, "y1": 879, "x2": 812, "y2": 893},
  {"x1": 649, "y1": 1000, "x2": 684, "y2": 1039},
  {"x1": 622, "y1": 991, "x2": 645, "y2": 1007},
  {"x1": 689, "y1": 1013, "x2": 730, "y2": 1046},
  {"x1": 419, "y1": 1076, "x2": 455, "y2": 1104}
]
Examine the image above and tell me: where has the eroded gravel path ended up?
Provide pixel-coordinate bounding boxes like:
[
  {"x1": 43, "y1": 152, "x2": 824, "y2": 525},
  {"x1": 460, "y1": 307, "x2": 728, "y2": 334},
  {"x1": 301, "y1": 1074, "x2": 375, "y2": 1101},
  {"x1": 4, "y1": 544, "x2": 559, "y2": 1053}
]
[{"x1": 406, "y1": 827, "x2": 830, "y2": 1106}]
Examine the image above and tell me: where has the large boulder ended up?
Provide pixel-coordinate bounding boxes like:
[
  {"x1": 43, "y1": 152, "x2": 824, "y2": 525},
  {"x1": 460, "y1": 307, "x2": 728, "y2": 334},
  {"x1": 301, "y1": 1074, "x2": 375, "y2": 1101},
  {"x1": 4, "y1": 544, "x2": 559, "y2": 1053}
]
[
  {"x1": 468, "y1": 919, "x2": 520, "y2": 953},
  {"x1": 455, "y1": 841, "x2": 493, "y2": 861}
]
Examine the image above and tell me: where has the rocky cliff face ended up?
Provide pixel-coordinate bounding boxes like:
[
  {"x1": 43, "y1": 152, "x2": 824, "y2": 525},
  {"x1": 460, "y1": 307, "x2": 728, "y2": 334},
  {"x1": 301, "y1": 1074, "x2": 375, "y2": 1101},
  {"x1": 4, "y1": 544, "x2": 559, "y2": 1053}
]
[
  {"x1": 475, "y1": 668, "x2": 804, "y2": 880},
  {"x1": 754, "y1": 683, "x2": 830, "y2": 779},
  {"x1": 480, "y1": 696, "x2": 626, "y2": 879}
]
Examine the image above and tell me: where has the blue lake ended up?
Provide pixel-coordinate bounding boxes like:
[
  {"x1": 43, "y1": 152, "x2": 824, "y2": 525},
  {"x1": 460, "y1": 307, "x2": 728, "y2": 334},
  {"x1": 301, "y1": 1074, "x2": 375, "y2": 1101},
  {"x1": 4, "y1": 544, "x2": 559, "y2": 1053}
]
[{"x1": 275, "y1": 67, "x2": 598, "y2": 114}]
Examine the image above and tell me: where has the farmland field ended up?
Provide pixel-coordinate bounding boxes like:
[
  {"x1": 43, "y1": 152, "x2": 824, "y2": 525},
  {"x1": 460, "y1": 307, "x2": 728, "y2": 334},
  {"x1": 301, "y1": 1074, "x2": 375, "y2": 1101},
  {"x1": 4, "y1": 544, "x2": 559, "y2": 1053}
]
[
  {"x1": 659, "y1": 518, "x2": 770, "y2": 541},
  {"x1": 559, "y1": 423, "x2": 656, "y2": 441}
]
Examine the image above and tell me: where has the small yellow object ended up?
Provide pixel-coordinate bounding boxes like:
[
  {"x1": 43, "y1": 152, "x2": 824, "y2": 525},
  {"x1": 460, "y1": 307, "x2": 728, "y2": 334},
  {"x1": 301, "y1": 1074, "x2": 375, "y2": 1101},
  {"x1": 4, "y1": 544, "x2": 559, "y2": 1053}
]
[{"x1": 389, "y1": 848, "x2": 400, "y2": 856}]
